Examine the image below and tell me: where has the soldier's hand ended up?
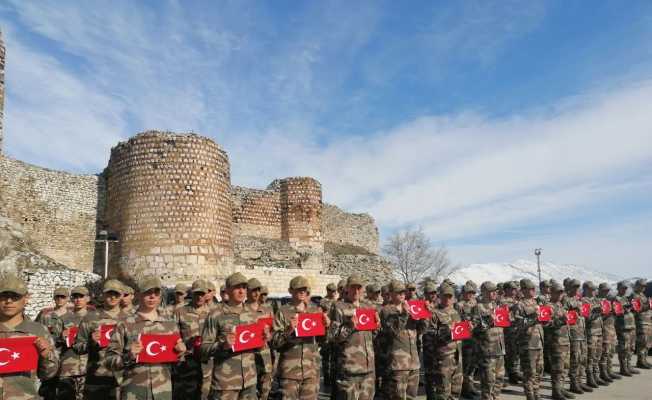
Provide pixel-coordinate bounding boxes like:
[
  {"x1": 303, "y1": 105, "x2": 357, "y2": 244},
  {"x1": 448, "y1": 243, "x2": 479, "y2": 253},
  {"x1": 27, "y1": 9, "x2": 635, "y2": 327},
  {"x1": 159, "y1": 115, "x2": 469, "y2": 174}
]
[
  {"x1": 263, "y1": 326, "x2": 272, "y2": 342},
  {"x1": 174, "y1": 338, "x2": 187, "y2": 354},
  {"x1": 323, "y1": 313, "x2": 331, "y2": 328},
  {"x1": 401, "y1": 301, "x2": 411, "y2": 314},
  {"x1": 225, "y1": 333, "x2": 236, "y2": 347},
  {"x1": 289, "y1": 314, "x2": 299, "y2": 332},
  {"x1": 130, "y1": 341, "x2": 143, "y2": 358},
  {"x1": 34, "y1": 337, "x2": 51, "y2": 357},
  {"x1": 61, "y1": 328, "x2": 70, "y2": 339},
  {"x1": 91, "y1": 330, "x2": 101, "y2": 343}
]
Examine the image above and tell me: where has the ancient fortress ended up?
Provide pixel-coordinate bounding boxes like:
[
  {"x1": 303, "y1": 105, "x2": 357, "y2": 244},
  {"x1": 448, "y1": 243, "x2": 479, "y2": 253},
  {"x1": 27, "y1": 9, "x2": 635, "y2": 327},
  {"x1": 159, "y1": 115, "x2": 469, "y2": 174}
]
[{"x1": 0, "y1": 31, "x2": 391, "y2": 297}]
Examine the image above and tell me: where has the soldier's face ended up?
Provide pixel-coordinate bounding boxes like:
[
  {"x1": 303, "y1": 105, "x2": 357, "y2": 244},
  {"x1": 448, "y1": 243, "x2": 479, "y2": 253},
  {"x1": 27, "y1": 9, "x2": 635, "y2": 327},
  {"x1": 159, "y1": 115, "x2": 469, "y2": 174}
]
[
  {"x1": 259, "y1": 294, "x2": 268, "y2": 303},
  {"x1": 121, "y1": 293, "x2": 134, "y2": 307},
  {"x1": 103, "y1": 291, "x2": 121, "y2": 308},
  {"x1": 140, "y1": 288, "x2": 161, "y2": 310},
  {"x1": 524, "y1": 288, "x2": 536, "y2": 298},
  {"x1": 391, "y1": 291, "x2": 405, "y2": 304},
  {"x1": 425, "y1": 292, "x2": 437, "y2": 302},
  {"x1": 368, "y1": 291, "x2": 380, "y2": 301},
  {"x1": 54, "y1": 295, "x2": 68, "y2": 307},
  {"x1": 248, "y1": 288, "x2": 261, "y2": 303},
  {"x1": 0, "y1": 292, "x2": 27, "y2": 318},
  {"x1": 228, "y1": 284, "x2": 248, "y2": 304},
  {"x1": 440, "y1": 294, "x2": 453, "y2": 307},
  {"x1": 541, "y1": 287, "x2": 550, "y2": 295},
  {"x1": 485, "y1": 290, "x2": 497, "y2": 301},
  {"x1": 193, "y1": 292, "x2": 206, "y2": 306},
  {"x1": 346, "y1": 285, "x2": 363, "y2": 302},
  {"x1": 291, "y1": 287, "x2": 309, "y2": 303},
  {"x1": 205, "y1": 290, "x2": 215, "y2": 303},
  {"x1": 71, "y1": 294, "x2": 89, "y2": 310},
  {"x1": 463, "y1": 292, "x2": 475, "y2": 301},
  {"x1": 175, "y1": 292, "x2": 186, "y2": 303},
  {"x1": 406, "y1": 288, "x2": 416, "y2": 299}
]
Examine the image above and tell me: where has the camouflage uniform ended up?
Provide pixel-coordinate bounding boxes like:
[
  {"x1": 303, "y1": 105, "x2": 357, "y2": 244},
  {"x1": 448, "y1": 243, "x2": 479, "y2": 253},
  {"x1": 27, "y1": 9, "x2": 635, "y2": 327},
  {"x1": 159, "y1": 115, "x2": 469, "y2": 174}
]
[
  {"x1": 0, "y1": 274, "x2": 60, "y2": 400},
  {"x1": 174, "y1": 280, "x2": 212, "y2": 400},
  {"x1": 380, "y1": 280, "x2": 422, "y2": 400},
  {"x1": 629, "y1": 279, "x2": 651, "y2": 369},
  {"x1": 55, "y1": 299, "x2": 91, "y2": 400},
  {"x1": 272, "y1": 300, "x2": 324, "y2": 400},
  {"x1": 582, "y1": 282, "x2": 605, "y2": 388},
  {"x1": 545, "y1": 286, "x2": 572, "y2": 400},
  {"x1": 500, "y1": 282, "x2": 520, "y2": 384},
  {"x1": 469, "y1": 282, "x2": 505, "y2": 400},
  {"x1": 614, "y1": 282, "x2": 637, "y2": 376},
  {"x1": 563, "y1": 280, "x2": 589, "y2": 394},
  {"x1": 455, "y1": 282, "x2": 478, "y2": 398},
  {"x1": 512, "y1": 280, "x2": 544, "y2": 400},
  {"x1": 423, "y1": 284, "x2": 462, "y2": 400},
  {"x1": 329, "y1": 293, "x2": 376, "y2": 400},
  {"x1": 319, "y1": 285, "x2": 338, "y2": 387},
  {"x1": 246, "y1": 298, "x2": 274, "y2": 399},
  {"x1": 598, "y1": 284, "x2": 619, "y2": 382},
  {"x1": 536, "y1": 281, "x2": 552, "y2": 375}
]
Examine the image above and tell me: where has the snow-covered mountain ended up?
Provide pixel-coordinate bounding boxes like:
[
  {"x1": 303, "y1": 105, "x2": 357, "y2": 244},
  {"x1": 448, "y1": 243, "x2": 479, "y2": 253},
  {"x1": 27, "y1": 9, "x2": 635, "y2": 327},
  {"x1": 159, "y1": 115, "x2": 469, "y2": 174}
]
[{"x1": 449, "y1": 259, "x2": 622, "y2": 286}]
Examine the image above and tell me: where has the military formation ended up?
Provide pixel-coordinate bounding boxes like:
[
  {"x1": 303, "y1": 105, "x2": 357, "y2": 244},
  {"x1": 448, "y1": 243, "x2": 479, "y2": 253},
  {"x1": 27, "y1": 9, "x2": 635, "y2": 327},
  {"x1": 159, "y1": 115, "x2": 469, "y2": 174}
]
[{"x1": 0, "y1": 272, "x2": 650, "y2": 400}]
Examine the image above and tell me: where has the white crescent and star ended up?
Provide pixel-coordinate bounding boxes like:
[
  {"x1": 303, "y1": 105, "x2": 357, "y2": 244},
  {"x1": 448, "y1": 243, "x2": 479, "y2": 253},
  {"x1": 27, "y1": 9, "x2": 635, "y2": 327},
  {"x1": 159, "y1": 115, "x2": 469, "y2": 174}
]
[
  {"x1": 454, "y1": 325, "x2": 464, "y2": 335},
  {"x1": 409, "y1": 305, "x2": 420, "y2": 315},
  {"x1": 145, "y1": 341, "x2": 167, "y2": 356},
  {"x1": 0, "y1": 348, "x2": 20, "y2": 367},
  {"x1": 239, "y1": 330, "x2": 254, "y2": 344},
  {"x1": 358, "y1": 314, "x2": 370, "y2": 325},
  {"x1": 301, "y1": 318, "x2": 316, "y2": 331},
  {"x1": 104, "y1": 328, "x2": 114, "y2": 341}
]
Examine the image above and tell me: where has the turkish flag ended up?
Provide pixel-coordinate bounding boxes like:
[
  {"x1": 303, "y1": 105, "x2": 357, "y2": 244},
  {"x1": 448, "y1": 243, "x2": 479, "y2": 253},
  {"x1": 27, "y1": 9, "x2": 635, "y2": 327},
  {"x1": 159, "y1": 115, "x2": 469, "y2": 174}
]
[
  {"x1": 0, "y1": 336, "x2": 39, "y2": 374},
  {"x1": 232, "y1": 322, "x2": 264, "y2": 352},
  {"x1": 137, "y1": 333, "x2": 181, "y2": 363},
  {"x1": 493, "y1": 306, "x2": 511, "y2": 327},
  {"x1": 407, "y1": 300, "x2": 431, "y2": 320},
  {"x1": 258, "y1": 317, "x2": 274, "y2": 333},
  {"x1": 354, "y1": 308, "x2": 379, "y2": 331},
  {"x1": 631, "y1": 298, "x2": 642, "y2": 312},
  {"x1": 601, "y1": 299, "x2": 612, "y2": 316},
  {"x1": 537, "y1": 305, "x2": 552, "y2": 322},
  {"x1": 65, "y1": 326, "x2": 79, "y2": 348},
  {"x1": 98, "y1": 324, "x2": 116, "y2": 348},
  {"x1": 567, "y1": 310, "x2": 578, "y2": 325},
  {"x1": 295, "y1": 313, "x2": 326, "y2": 337},
  {"x1": 613, "y1": 301, "x2": 624, "y2": 316},
  {"x1": 581, "y1": 303, "x2": 591, "y2": 318},
  {"x1": 451, "y1": 320, "x2": 472, "y2": 341}
]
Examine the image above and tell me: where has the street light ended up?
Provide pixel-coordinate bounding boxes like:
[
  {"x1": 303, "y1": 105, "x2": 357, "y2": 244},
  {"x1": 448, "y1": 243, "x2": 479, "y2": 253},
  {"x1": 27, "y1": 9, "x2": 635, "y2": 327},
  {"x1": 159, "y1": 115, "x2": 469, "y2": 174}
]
[
  {"x1": 534, "y1": 248, "x2": 542, "y2": 285},
  {"x1": 95, "y1": 230, "x2": 118, "y2": 279}
]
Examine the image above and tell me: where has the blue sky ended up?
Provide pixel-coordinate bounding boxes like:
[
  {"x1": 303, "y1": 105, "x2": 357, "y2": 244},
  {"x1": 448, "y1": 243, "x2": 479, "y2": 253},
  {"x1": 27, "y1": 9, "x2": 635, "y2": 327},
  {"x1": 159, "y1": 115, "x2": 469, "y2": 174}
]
[{"x1": 1, "y1": 1, "x2": 651, "y2": 276}]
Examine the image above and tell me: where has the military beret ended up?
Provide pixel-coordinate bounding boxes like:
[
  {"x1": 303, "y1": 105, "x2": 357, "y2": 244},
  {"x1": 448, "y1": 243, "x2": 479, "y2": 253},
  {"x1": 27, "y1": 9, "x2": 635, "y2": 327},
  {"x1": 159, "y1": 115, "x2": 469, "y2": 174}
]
[
  {"x1": 0, "y1": 274, "x2": 28, "y2": 296},
  {"x1": 481, "y1": 281, "x2": 497, "y2": 292},
  {"x1": 289, "y1": 276, "x2": 311, "y2": 290},
  {"x1": 226, "y1": 273, "x2": 248, "y2": 288},
  {"x1": 247, "y1": 278, "x2": 262, "y2": 291},
  {"x1": 71, "y1": 286, "x2": 89, "y2": 296},
  {"x1": 389, "y1": 280, "x2": 406, "y2": 293},
  {"x1": 53, "y1": 287, "x2": 70, "y2": 297}
]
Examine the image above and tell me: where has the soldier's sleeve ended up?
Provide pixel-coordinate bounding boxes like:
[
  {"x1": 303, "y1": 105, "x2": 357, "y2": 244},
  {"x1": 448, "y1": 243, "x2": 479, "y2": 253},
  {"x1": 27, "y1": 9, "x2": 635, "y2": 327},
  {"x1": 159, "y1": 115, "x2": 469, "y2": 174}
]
[
  {"x1": 73, "y1": 318, "x2": 92, "y2": 355},
  {"x1": 50, "y1": 316, "x2": 66, "y2": 349},
  {"x1": 37, "y1": 328, "x2": 60, "y2": 380},
  {"x1": 271, "y1": 308, "x2": 294, "y2": 351},
  {"x1": 328, "y1": 304, "x2": 354, "y2": 344},
  {"x1": 104, "y1": 321, "x2": 134, "y2": 371},
  {"x1": 35, "y1": 310, "x2": 46, "y2": 324},
  {"x1": 381, "y1": 307, "x2": 408, "y2": 338},
  {"x1": 199, "y1": 310, "x2": 228, "y2": 359}
]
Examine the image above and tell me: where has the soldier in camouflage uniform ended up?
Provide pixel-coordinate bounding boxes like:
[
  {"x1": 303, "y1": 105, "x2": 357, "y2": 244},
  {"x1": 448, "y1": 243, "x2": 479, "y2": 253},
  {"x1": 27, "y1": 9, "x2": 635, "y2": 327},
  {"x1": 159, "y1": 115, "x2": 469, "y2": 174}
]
[
  {"x1": 455, "y1": 281, "x2": 478, "y2": 398},
  {"x1": 500, "y1": 281, "x2": 521, "y2": 384},
  {"x1": 469, "y1": 281, "x2": 505, "y2": 400},
  {"x1": 55, "y1": 285, "x2": 92, "y2": 400},
  {"x1": 614, "y1": 281, "x2": 637, "y2": 376},
  {"x1": 200, "y1": 273, "x2": 269, "y2": 400},
  {"x1": 512, "y1": 279, "x2": 544, "y2": 400},
  {"x1": 562, "y1": 279, "x2": 591, "y2": 394},
  {"x1": 536, "y1": 280, "x2": 552, "y2": 374},
  {"x1": 421, "y1": 281, "x2": 440, "y2": 400},
  {"x1": 380, "y1": 280, "x2": 423, "y2": 400},
  {"x1": 106, "y1": 276, "x2": 186, "y2": 400},
  {"x1": 247, "y1": 278, "x2": 275, "y2": 400},
  {"x1": 173, "y1": 279, "x2": 211, "y2": 400},
  {"x1": 375, "y1": 283, "x2": 391, "y2": 397},
  {"x1": 597, "y1": 282, "x2": 619, "y2": 382},
  {"x1": 365, "y1": 284, "x2": 381, "y2": 305},
  {"x1": 0, "y1": 273, "x2": 60, "y2": 400},
  {"x1": 72, "y1": 279, "x2": 127, "y2": 400},
  {"x1": 272, "y1": 275, "x2": 330, "y2": 400},
  {"x1": 630, "y1": 278, "x2": 651, "y2": 369},
  {"x1": 381, "y1": 285, "x2": 391, "y2": 306},
  {"x1": 424, "y1": 283, "x2": 463, "y2": 400},
  {"x1": 329, "y1": 274, "x2": 378, "y2": 400},
  {"x1": 545, "y1": 281, "x2": 573, "y2": 400},
  {"x1": 166, "y1": 283, "x2": 189, "y2": 317},
  {"x1": 319, "y1": 283, "x2": 339, "y2": 387},
  {"x1": 405, "y1": 283, "x2": 417, "y2": 301},
  {"x1": 120, "y1": 284, "x2": 136, "y2": 315},
  {"x1": 581, "y1": 281, "x2": 606, "y2": 388}
]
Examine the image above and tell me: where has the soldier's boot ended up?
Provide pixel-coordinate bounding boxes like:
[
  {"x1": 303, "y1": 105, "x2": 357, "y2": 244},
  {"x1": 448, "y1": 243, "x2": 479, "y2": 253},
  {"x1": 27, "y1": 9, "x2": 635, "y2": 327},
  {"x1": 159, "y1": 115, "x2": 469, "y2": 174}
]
[
  {"x1": 608, "y1": 361, "x2": 622, "y2": 379},
  {"x1": 561, "y1": 386, "x2": 576, "y2": 399},
  {"x1": 627, "y1": 356, "x2": 640, "y2": 374},
  {"x1": 586, "y1": 371, "x2": 599, "y2": 388},
  {"x1": 619, "y1": 354, "x2": 632, "y2": 376},
  {"x1": 600, "y1": 366, "x2": 613, "y2": 383},
  {"x1": 580, "y1": 378, "x2": 594, "y2": 393},
  {"x1": 525, "y1": 390, "x2": 536, "y2": 400},
  {"x1": 595, "y1": 370, "x2": 608, "y2": 386},
  {"x1": 636, "y1": 351, "x2": 651, "y2": 369},
  {"x1": 461, "y1": 378, "x2": 478, "y2": 398},
  {"x1": 569, "y1": 379, "x2": 584, "y2": 395}
]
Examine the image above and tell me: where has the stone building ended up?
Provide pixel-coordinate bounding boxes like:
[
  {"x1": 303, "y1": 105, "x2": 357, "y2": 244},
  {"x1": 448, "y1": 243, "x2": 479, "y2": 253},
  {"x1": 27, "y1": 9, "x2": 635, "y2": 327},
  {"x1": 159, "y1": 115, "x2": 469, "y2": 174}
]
[{"x1": 0, "y1": 30, "x2": 392, "y2": 298}]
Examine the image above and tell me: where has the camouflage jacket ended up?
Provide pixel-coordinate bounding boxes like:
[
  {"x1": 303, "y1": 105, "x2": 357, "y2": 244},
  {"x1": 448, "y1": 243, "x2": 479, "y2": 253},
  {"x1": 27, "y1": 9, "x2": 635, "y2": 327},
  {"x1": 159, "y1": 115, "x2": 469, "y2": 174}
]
[
  {"x1": 500, "y1": 296, "x2": 518, "y2": 336},
  {"x1": 73, "y1": 307, "x2": 127, "y2": 378},
  {"x1": 105, "y1": 311, "x2": 181, "y2": 399},
  {"x1": 164, "y1": 303, "x2": 186, "y2": 320},
  {"x1": 328, "y1": 299, "x2": 376, "y2": 375},
  {"x1": 614, "y1": 295, "x2": 635, "y2": 330},
  {"x1": 34, "y1": 306, "x2": 68, "y2": 335},
  {"x1": 55, "y1": 308, "x2": 90, "y2": 377},
  {"x1": 246, "y1": 301, "x2": 274, "y2": 374},
  {"x1": 380, "y1": 303, "x2": 421, "y2": 371},
  {"x1": 175, "y1": 303, "x2": 210, "y2": 360},
  {"x1": 544, "y1": 301, "x2": 570, "y2": 347},
  {"x1": 562, "y1": 296, "x2": 586, "y2": 341},
  {"x1": 272, "y1": 302, "x2": 324, "y2": 380},
  {"x1": 581, "y1": 296, "x2": 603, "y2": 338},
  {"x1": 319, "y1": 297, "x2": 337, "y2": 314},
  {"x1": 469, "y1": 298, "x2": 505, "y2": 357},
  {"x1": 535, "y1": 294, "x2": 550, "y2": 305},
  {"x1": 454, "y1": 298, "x2": 477, "y2": 320},
  {"x1": 512, "y1": 298, "x2": 544, "y2": 350},
  {"x1": 629, "y1": 291, "x2": 652, "y2": 326},
  {"x1": 0, "y1": 318, "x2": 59, "y2": 400},
  {"x1": 598, "y1": 294, "x2": 616, "y2": 343},
  {"x1": 423, "y1": 304, "x2": 462, "y2": 357},
  {"x1": 200, "y1": 302, "x2": 258, "y2": 391}
]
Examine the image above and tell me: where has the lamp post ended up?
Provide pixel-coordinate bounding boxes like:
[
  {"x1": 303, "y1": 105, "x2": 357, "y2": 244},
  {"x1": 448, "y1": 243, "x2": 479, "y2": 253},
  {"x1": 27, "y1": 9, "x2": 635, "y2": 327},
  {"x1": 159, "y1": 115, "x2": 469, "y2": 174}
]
[
  {"x1": 534, "y1": 248, "x2": 542, "y2": 285},
  {"x1": 95, "y1": 230, "x2": 118, "y2": 279}
]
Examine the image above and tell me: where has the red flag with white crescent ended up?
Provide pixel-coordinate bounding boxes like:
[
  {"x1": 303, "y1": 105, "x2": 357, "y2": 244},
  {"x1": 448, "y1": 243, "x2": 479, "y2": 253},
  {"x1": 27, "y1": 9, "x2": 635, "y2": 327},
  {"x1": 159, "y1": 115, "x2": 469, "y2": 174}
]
[
  {"x1": 137, "y1": 333, "x2": 181, "y2": 363},
  {"x1": 566, "y1": 310, "x2": 578, "y2": 325},
  {"x1": 451, "y1": 320, "x2": 472, "y2": 341},
  {"x1": 601, "y1": 299, "x2": 612, "y2": 316},
  {"x1": 295, "y1": 313, "x2": 326, "y2": 337},
  {"x1": 257, "y1": 317, "x2": 274, "y2": 333},
  {"x1": 581, "y1": 303, "x2": 591, "y2": 318},
  {"x1": 493, "y1": 306, "x2": 511, "y2": 327},
  {"x1": 98, "y1": 324, "x2": 116, "y2": 348},
  {"x1": 537, "y1": 305, "x2": 552, "y2": 322},
  {"x1": 232, "y1": 322, "x2": 264, "y2": 352},
  {"x1": 407, "y1": 300, "x2": 431, "y2": 320},
  {"x1": 354, "y1": 308, "x2": 379, "y2": 331},
  {"x1": 65, "y1": 326, "x2": 79, "y2": 348},
  {"x1": 631, "y1": 298, "x2": 642, "y2": 313},
  {"x1": 0, "y1": 336, "x2": 39, "y2": 374},
  {"x1": 613, "y1": 301, "x2": 624, "y2": 316}
]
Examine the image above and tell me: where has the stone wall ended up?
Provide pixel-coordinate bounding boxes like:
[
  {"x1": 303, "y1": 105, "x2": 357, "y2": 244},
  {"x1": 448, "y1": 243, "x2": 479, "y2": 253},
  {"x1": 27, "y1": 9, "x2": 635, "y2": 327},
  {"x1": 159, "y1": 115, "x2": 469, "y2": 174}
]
[
  {"x1": 0, "y1": 30, "x2": 5, "y2": 154},
  {"x1": 0, "y1": 156, "x2": 101, "y2": 272},
  {"x1": 105, "y1": 131, "x2": 233, "y2": 283},
  {"x1": 231, "y1": 186, "x2": 281, "y2": 240},
  {"x1": 322, "y1": 204, "x2": 379, "y2": 254},
  {"x1": 323, "y1": 251, "x2": 394, "y2": 285}
]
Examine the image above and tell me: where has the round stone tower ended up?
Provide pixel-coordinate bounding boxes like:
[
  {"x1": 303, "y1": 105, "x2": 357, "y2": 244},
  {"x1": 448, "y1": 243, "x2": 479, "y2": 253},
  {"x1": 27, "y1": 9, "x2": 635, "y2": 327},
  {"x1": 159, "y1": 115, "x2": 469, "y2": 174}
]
[{"x1": 105, "y1": 131, "x2": 233, "y2": 282}]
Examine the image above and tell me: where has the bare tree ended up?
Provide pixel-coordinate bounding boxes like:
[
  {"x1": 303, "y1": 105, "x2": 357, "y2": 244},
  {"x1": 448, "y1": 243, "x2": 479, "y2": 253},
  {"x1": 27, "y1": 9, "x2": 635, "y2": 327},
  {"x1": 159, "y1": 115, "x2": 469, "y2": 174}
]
[{"x1": 383, "y1": 226, "x2": 459, "y2": 285}]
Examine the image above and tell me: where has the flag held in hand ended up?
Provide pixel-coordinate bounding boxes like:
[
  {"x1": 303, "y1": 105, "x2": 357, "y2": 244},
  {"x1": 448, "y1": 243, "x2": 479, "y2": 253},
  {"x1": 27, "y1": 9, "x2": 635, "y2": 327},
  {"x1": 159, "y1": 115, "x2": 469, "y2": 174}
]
[
  {"x1": 601, "y1": 299, "x2": 612, "y2": 316},
  {"x1": 0, "y1": 336, "x2": 39, "y2": 374},
  {"x1": 232, "y1": 322, "x2": 264, "y2": 352},
  {"x1": 407, "y1": 300, "x2": 431, "y2": 320},
  {"x1": 581, "y1": 303, "x2": 591, "y2": 318},
  {"x1": 631, "y1": 298, "x2": 642, "y2": 313},
  {"x1": 451, "y1": 320, "x2": 472, "y2": 341},
  {"x1": 258, "y1": 317, "x2": 274, "y2": 333},
  {"x1": 65, "y1": 326, "x2": 79, "y2": 348},
  {"x1": 137, "y1": 333, "x2": 181, "y2": 363},
  {"x1": 613, "y1": 301, "x2": 624, "y2": 316},
  {"x1": 295, "y1": 313, "x2": 326, "y2": 337},
  {"x1": 354, "y1": 308, "x2": 379, "y2": 331},
  {"x1": 98, "y1": 324, "x2": 116, "y2": 348},
  {"x1": 566, "y1": 310, "x2": 578, "y2": 325},
  {"x1": 493, "y1": 305, "x2": 511, "y2": 327},
  {"x1": 537, "y1": 305, "x2": 552, "y2": 322}
]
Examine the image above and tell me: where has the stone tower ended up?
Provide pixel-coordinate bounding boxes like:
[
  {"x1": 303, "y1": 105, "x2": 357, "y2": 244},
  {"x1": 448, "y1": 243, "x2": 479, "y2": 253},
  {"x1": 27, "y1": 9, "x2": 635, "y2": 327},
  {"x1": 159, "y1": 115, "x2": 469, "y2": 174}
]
[
  {"x1": 105, "y1": 131, "x2": 234, "y2": 283},
  {"x1": 0, "y1": 29, "x2": 5, "y2": 154}
]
